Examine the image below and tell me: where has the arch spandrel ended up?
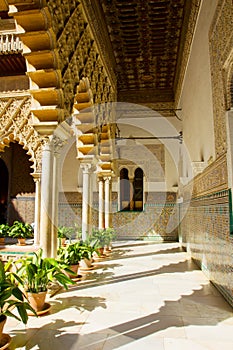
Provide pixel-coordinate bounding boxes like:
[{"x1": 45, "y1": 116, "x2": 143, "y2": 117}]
[{"x1": 0, "y1": 95, "x2": 46, "y2": 173}]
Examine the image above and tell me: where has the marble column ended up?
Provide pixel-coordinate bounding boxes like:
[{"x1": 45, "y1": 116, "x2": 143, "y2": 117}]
[
  {"x1": 80, "y1": 163, "x2": 92, "y2": 240},
  {"x1": 51, "y1": 135, "x2": 63, "y2": 258},
  {"x1": 98, "y1": 176, "x2": 105, "y2": 229},
  {"x1": 32, "y1": 173, "x2": 41, "y2": 247},
  {"x1": 40, "y1": 140, "x2": 53, "y2": 258},
  {"x1": 129, "y1": 177, "x2": 134, "y2": 211},
  {"x1": 104, "y1": 176, "x2": 111, "y2": 228}
]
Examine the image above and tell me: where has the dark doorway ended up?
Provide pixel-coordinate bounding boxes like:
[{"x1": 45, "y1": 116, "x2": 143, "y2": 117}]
[{"x1": 0, "y1": 159, "x2": 8, "y2": 223}]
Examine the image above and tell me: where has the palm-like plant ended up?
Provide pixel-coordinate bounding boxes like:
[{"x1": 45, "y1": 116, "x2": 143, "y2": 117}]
[
  {"x1": 0, "y1": 260, "x2": 36, "y2": 325},
  {"x1": 9, "y1": 221, "x2": 34, "y2": 239},
  {"x1": 57, "y1": 226, "x2": 74, "y2": 240},
  {"x1": 57, "y1": 242, "x2": 83, "y2": 266},
  {"x1": 91, "y1": 228, "x2": 115, "y2": 248},
  {"x1": 15, "y1": 248, "x2": 75, "y2": 293},
  {"x1": 0, "y1": 224, "x2": 9, "y2": 238}
]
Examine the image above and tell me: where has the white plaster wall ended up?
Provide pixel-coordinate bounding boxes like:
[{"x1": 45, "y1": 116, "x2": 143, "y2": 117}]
[
  {"x1": 59, "y1": 137, "x2": 81, "y2": 191},
  {"x1": 179, "y1": 0, "x2": 217, "y2": 167}
]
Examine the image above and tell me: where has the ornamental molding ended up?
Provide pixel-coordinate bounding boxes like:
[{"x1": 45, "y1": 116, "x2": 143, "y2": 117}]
[
  {"x1": 191, "y1": 153, "x2": 228, "y2": 198},
  {"x1": 174, "y1": 0, "x2": 202, "y2": 106}
]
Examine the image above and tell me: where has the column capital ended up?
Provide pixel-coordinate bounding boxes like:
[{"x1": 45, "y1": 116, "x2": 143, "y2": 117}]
[
  {"x1": 80, "y1": 162, "x2": 96, "y2": 173},
  {"x1": 52, "y1": 135, "x2": 65, "y2": 155},
  {"x1": 32, "y1": 172, "x2": 41, "y2": 183},
  {"x1": 103, "y1": 176, "x2": 112, "y2": 183}
]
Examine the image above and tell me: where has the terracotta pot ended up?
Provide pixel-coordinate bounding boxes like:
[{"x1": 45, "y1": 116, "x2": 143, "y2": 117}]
[
  {"x1": 79, "y1": 258, "x2": 93, "y2": 269},
  {"x1": 66, "y1": 264, "x2": 79, "y2": 278},
  {"x1": 0, "y1": 238, "x2": 5, "y2": 246},
  {"x1": 17, "y1": 238, "x2": 26, "y2": 246},
  {"x1": 0, "y1": 315, "x2": 6, "y2": 342},
  {"x1": 60, "y1": 238, "x2": 66, "y2": 247},
  {"x1": 97, "y1": 247, "x2": 105, "y2": 256},
  {"x1": 27, "y1": 291, "x2": 47, "y2": 312}
]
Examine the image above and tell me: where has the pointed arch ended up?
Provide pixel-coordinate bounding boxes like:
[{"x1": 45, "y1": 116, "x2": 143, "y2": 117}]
[
  {"x1": 133, "y1": 167, "x2": 144, "y2": 211},
  {"x1": 120, "y1": 167, "x2": 130, "y2": 211}
]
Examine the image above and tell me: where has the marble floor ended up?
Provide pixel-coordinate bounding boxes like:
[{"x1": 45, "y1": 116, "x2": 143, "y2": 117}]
[{"x1": 4, "y1": 241, "x2": 233, "y2": 349}]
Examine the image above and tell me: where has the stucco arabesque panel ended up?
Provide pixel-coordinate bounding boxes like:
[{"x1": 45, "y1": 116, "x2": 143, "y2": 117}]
[
  {"x1": 209, "y1": 0, "x2": 233, "y2": 158},
  {"x1": 0, "y1": 96, "x2": 46, "y2": 173},
  {"x1": 190, "y1": 153, "x2": 228, "y2": 198},
  {"x1": 47, "y1": 0, "x2": 116, "y2": 117}
]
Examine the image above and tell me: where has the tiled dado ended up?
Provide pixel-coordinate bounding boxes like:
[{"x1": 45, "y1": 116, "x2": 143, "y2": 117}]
[
  {"x1": 112, "y1": 203, "x2": 178, "y2": 241},
  {"x1": 58, "y1": 201, "x2": 178, "y2": 241},
  {"x1": 58, "y1": 191, "x2": 178, "y2": 240},
  {"x1": 180, "y1": 189, "x2": 233, "y2": 307}
]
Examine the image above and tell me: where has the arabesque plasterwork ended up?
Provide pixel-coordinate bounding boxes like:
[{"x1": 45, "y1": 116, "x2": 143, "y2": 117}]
[
  {"x1": 209, "y1": 0, "x2": 233, "y2": 158},
  {"x1": 0, "y1": 95, "x2": 45, "y2": 173}
]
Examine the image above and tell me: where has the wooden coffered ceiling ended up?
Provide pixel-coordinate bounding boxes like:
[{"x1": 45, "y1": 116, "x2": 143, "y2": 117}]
[{"x1": 84, "y1": 0, "x2": 198, "y2": 106}]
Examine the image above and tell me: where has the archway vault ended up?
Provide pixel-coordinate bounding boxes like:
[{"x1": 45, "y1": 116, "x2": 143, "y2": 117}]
[{"x1": 72, "y1": 77, "x2": 115, "y2": 175}]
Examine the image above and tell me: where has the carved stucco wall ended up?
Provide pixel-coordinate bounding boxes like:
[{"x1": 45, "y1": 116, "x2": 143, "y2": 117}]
[
  {"x1": 46, "y1": 0, "x2": 117, "y2": 116},
  {"x1": 209, "y1": 0, "x2": 233, "y2": 157},
  {"x1": 0, "y1": 96, "x2": 44, "y2": 172}
]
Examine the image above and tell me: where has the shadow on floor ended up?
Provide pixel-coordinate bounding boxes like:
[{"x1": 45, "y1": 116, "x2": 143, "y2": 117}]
[
  {"x1": 70, "y1": 258, "x2": 199, "y2": 291},
  {"x1": 73, "y1": 284, "x2": 233, "y2": 349},
  {"x1": 10, "y1": 319, "x2": 82, "y2": 350},
  {"x1": 110, "y1": 245, "x2": 184, "y2": 261}
]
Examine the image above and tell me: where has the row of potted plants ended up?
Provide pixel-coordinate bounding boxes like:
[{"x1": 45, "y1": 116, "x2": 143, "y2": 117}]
[
  {"x1": 0, "y1": 221, "x2": 34, "y2": 246},
  {"x1": 0, "y1": 248, "x2": 77, "y2": 348},
  {"x1": 0, "y1": 227, "x2": 116, "y2": 348}
]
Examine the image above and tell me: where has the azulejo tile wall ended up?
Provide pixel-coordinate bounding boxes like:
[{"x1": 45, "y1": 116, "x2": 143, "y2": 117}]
[
  {"x1": 58, "y1": 191, "x2": 178, "y2": 241},
  {"x1": 112, "y1": 203, "x2": 178, "y2": 241},
  {"x1": 180, "y1": 154, "x2": 233, "y2": 307}
]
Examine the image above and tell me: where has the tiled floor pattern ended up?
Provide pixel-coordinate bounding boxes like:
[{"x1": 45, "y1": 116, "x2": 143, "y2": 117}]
[{"x1": 4, "y1": 241, "x2": 233, "y2": 349}]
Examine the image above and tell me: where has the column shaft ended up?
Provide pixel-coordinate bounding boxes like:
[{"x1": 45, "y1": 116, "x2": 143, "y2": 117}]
[
  {"x1": 98, "y1": 177, "x2": 104, "y2": 229},
  {"x1": 81, "y1": 163, "x2": 92, "y2": 240},
  {"x1": 32, "y1": 173, "x2": 41, "y2": 246},
  {"x1": 104, "y1": 177, "x2": 111, "y2": 228},
  {"x1": 40, "y1": 142, "x2": 53, "y2": 257}
]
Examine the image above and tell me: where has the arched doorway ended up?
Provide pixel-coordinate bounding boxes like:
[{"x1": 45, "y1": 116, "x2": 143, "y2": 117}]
[
  {"x1": 0, "y1": 159, "x2": 8, "y2": 223},
  {"x1": 120, "y1": 168, "x2": 130, "y2": 211},
  {"x1": 1, "y1": 143, "x2": 35, "y2": 224},
  {"x1": 133, "y1": 167, "x2": 143, "y2": 211}
]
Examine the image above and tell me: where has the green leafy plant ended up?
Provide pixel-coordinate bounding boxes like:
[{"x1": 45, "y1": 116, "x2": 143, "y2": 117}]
[
  {"x1": 0, "y1": 260, "x2": 36, "y2": 324},
  {"x1": 9, "y1": 221, "x2": 34, "y2": 239},
  {"x1": 57, "y1": 226, "x2": 74, "y2": 239},
  {"x1": 0, "y1": 223, "x2": 10, "y2": 238},
  {"x1": 57, "y1": 241, "x2": 83, "y2": 266},
  {"x1": 91, "y1": 228, "x2": 115, "y2": 248},
  {"x1": 79, "y1": 238, "x2": 99, "y2": 260},
  {"x1": 15, "y1": 248, "x2": 75, "y2": 293}
]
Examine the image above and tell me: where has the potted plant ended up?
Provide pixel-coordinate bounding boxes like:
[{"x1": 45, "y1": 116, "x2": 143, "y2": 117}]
[
  {"x1": 78, "y1": 238, "x2": 99, "y2": 270},
  {"x1": 15, "y1": 248, "x2": 75, "y2": 313},
  {"x1": 0, "y1": 260, "x2": 36, "y2": 348},
  {"x1": 57, "y1": 226, "x2": 74, "y2": 246},
  {"x1": 8, "y1": 221, "x2": 34, "y2": 246},
  {"x1": 57, "y1": 242, "x2": 83, "y2": 278},
  {"x1": 0, "y1": 224, "x2": 9, "y2": 245},
  {"x1": 91, "y1": 228, "x2": 115, "y2": 256}
]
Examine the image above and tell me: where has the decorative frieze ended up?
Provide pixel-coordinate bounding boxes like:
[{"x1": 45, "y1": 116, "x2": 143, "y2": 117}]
[{"x1": 189, "y1": 153, "x2": 228, "y2": 198}]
